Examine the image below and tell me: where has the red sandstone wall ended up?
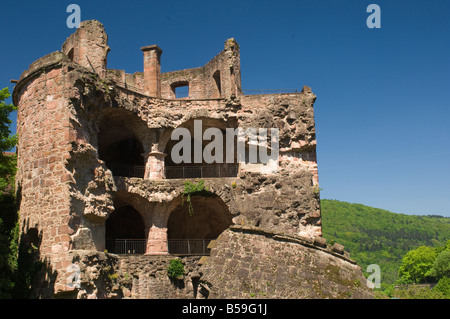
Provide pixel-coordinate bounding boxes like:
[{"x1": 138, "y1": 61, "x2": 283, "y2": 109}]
[{"x1": 14, "y1": 53, "x2": 78, "y2": 294}]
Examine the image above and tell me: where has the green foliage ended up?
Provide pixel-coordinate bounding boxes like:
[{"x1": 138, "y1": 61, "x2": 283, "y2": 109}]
[
  {"x1": 433, "y1": 276, "x2": 450, "y2": 298},
  {"x1": 0, "y1": 154, "x2": 16, "y2": 193},
  {"x1": 321, "y1": 199, "x2": 450, "y2": 284},
  {"x1": 312, "y1": 185, "x2": 323, "y2": 195},
  {"x1": 376, "y1": 283, "x2": 395, "y2": 299},
  {"x1": 428, "y1": 250, "x2": 450, "y2": 279},
  {"x1": 393, "y1": 285, "x2": 446, "y2": 299},
  {"x1": 398, "y1": 246, "x2": 436, "y2": 284},
  {"x1": 0, "y1": 88, "x2": 18, "y2": 193},
  {"x1": 181, "y1": 180, "x2": 210, "y2": 216},
  {"x1": 0, "y1": 87, "x2": 20, "y2": 298},
  {"x1": 167, "y1": 258, "x2": 185, "y2": 278},
  {"x1": 0, "y1": 88, "x2": 18, "y2": 153}
]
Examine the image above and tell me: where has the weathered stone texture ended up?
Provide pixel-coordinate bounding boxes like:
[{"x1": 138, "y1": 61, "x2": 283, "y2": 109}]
[
  {"x1": 118, "y1": 255, "x2": 203, "y2": 299},
  {"x1": 66, "y1": 250, "x2": 128, "y2": 299},
  {"x1": 199, "y1": 227, "x2": 373, "y2": 299},
  {"x1": 14, "y1": 55, "x2": 78, "y2": 293},
  {"x1": 61, "y1": 20, "x2": 110, "y2": 78},
  {"x1": 11, "y1": 20, "x2": 371, "y2": 298}
]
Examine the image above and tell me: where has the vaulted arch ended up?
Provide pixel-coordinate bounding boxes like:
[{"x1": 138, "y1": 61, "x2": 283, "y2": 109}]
[
  {"x1": 97, "y1": 109, "x2": 150, "y2": 178},
  {"x1": 167, "y1": 193, "x2": 232, "y2": 255}
]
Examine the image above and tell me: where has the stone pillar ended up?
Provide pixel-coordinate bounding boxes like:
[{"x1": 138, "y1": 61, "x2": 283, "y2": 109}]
[
  {"x1": 141, "y1": 45, "x2": 162, "y2": 97},
  {"x1": 143, "y1": 150, "x2": 167, "y2": 180},
  {"x1": 145, "y1": 226, "x2": 168, "y2": 255}
]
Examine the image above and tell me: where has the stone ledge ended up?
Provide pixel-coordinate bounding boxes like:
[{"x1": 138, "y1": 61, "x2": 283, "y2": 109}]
[
  {"x1": 227, "y1": 225, "x2": 355, "y2": 264},
  {"x1": 16, "y1": 51, "x2": 68, "y2": 84}
]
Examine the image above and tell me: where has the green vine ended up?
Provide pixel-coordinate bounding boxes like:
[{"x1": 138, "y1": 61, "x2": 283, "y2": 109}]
[{"x1": 181, "y1": 180, "x2": 210, "y2": 216}]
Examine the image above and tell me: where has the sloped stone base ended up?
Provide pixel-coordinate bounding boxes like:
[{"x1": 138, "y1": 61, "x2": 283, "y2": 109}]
[{"x1": 198, "y1": 226, "x2": 374, "y2": 299}]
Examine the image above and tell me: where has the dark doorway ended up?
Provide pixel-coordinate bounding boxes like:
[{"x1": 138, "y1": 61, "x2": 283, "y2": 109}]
[
  {"x1": 167, "y1": 194, "x2": 232, "y2": 255},
  {"x1": 105, "y1": 205, "x2": 146, "y2": 254},
  {"x1": 97, "y1": 111, "x2": 146, "y2": 178}
]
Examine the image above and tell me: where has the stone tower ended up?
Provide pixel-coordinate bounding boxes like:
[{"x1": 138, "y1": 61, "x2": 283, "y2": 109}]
[{"x1": 13, "y1": 20, "x2": 372, "y2": 298}]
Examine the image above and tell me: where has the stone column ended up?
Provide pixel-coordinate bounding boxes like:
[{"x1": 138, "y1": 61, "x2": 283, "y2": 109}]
[
  {"x1": 143, "y1": 149, "x2": 167, "y2": 180},
  {"x1": 145, "y1": 209, "x2": 169, "y2": 255},
  {"x1": 145, "y1": 226, "x2": 169, "y2": 255},
  {"x1": 141, "y1": 45, "x2": 162, "y2": 97}
]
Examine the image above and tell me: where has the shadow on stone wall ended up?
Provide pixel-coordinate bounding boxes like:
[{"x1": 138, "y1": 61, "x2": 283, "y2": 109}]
[
  {"x1": 13, "y1": 219, "x2": 57, "y2": 298},
  {"x1": 0, "y1": 192, "x2": 18, "y2": 298}
]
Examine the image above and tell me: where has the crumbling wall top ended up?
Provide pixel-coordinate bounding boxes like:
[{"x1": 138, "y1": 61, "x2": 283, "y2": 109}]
[{"x1": 61, "y1": 19, "x2": 110, "y2": 78}]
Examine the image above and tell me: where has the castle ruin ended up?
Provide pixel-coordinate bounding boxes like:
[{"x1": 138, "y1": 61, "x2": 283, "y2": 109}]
[{"x1": 13, "y1": 20, "x2": 372, "y2": 299}]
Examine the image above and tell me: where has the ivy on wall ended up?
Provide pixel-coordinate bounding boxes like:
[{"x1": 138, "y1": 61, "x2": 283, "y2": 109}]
[{"x1": 181, "y1": 180, "x2": 211, "y2": 216}]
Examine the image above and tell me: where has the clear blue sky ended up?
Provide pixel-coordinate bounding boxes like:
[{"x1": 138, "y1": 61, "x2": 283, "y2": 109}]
[{"x1": 1, "y1": 0, "x2": 449, "y2": 216}]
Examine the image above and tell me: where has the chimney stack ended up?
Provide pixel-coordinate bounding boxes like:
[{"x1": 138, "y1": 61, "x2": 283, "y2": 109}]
[{"x1": 141, "y1": 45, "x2": 163, "y2": 97}]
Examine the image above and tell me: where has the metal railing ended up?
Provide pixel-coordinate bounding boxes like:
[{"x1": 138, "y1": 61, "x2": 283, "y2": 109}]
[
  {"x1": 168, "y1": 239, "x2": 213, "y2": 255},
  {"x1": 165, "y1": 164, "x2": 239, "y2": 179},
  {"x1": 106, "y1": 239, "x2": 146, "y2": 254},
  {"x1": 110, "y1": 163, "x2": 145, "y2": 178},
  {"x1": 105, "y1": 239, "x2": 213, "y2": 255}
]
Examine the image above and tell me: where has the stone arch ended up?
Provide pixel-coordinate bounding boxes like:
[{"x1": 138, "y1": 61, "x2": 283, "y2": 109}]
[
  {"x1": 166, "y1": 193, "x2": 233, "y2": 254},
  {"x1": 97, "y1": 108, "x2": 151, "y2": 178},
  {"x1": 105, "y1": 205, "x2": 145, "y2": 249},
  {"x1": 105, "y1": 191, "x2": 150, "y2": 254}
]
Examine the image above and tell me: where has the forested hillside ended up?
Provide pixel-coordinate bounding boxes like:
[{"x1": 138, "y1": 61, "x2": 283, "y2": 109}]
[{"x1": 321, "y1": 199, "x2": 450, "y2": 284}]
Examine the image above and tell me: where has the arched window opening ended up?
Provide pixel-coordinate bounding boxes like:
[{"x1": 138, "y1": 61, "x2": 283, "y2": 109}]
[
  {"x1": 105, "y1": 205, "x2": 146, "y2": 254},
  {"x1": 99, "y1": 137, "x2": 145, "y2": 177},
  {"x1": 167, "y1": 194, "x2": 232, "y2": 255}
]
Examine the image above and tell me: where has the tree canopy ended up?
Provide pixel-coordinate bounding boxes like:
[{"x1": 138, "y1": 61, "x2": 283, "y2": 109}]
[
  {"x1": 398, "y1": 246, "x2": 437, "y2": 284},
  {"x1": 0, "y1": 87, "x2": 18, "y2": 298},
  {"x1": 321, "y1": 199, "x2": 450, "y2": 284},
  {"x1": 0, "y1": 87, "x2": 17, "y2": 192}
]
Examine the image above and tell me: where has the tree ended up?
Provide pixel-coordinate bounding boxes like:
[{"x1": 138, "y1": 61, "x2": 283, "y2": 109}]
[
  {"x1": 398, "y1": 246, "x2": 436, "y2": 284},
  {"x1": 0, "y1": 87, "x2": 18, "y2": 192},
  {"x1": 428, "y1": 250, "x2": 450, "y2": 280},
  {"x1": 0, "y1": 88, "x2": 17, "y2": 150},
  {"x1": 0, "y1": 87, "x2": 18, "y2": 298},
  {"x1": 433, "y1": 276, "x2": 450, "y2": 298}
]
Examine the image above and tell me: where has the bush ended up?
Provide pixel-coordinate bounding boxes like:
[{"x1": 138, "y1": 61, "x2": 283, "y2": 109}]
[
  {"x1": 393, "y1": 286, "x2": 446, "y2": 299},
  {"x1": 167, "y1": 258, "x2": 185, "y2": 278},
  {"x1": 433, "y1": 277, "x2": 450, "y2": 298}
]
